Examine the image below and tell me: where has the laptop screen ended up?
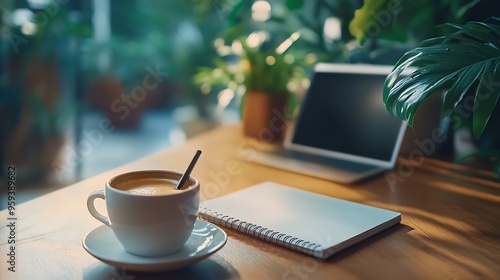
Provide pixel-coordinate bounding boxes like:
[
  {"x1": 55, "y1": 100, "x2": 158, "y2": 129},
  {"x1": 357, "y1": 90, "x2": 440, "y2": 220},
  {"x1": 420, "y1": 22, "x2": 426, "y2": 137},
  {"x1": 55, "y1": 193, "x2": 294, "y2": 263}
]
[{"x1": 288, "y1": 64, "x2": 407, "y2": 165}]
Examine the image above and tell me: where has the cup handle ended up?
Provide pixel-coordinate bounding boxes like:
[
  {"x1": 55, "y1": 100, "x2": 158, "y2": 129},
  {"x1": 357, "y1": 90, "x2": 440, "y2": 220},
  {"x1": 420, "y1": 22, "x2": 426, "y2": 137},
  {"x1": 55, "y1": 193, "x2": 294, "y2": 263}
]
[{"x1": 87, "y1": 190, "x2": 111, "y2": 226}]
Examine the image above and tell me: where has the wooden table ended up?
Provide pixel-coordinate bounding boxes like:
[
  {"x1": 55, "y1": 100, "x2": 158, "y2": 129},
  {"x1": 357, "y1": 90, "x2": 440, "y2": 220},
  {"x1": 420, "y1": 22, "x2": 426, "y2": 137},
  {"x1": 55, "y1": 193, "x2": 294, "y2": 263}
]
[{"x1": 2, "y1": 124, "x2": 500, "y2": 279}]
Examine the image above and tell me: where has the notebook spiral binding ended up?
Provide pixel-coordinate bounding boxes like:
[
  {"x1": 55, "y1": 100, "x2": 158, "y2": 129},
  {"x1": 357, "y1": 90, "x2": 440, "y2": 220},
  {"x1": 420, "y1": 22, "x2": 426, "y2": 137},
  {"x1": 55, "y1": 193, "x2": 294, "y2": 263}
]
[{"x1": 199, "y1": 207, "x2": 323, "y2": 257}]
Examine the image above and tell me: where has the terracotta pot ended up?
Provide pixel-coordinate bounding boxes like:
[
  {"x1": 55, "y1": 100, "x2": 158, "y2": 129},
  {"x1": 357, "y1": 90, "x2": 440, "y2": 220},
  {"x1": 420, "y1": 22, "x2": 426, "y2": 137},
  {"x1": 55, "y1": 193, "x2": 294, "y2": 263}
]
[
  {"x1": 25, "y1": 60, "x2": 60, "y2": 108},
  {"x1": 88, "y1": 75, "x2": 146, "y2": 128},
  {"x1": 8, "y1": 58, "x2": 60, "y2": 108},
  {"x1": 5, "y1": 134, "x2": 66, "y2": 182},
  {"x1": 87, "y1": 75, "x2": 124, "y2": 110},
  {"x1": 145, "y1": 78, "x2": 178, "y2": 109},
  {"x1": 104, "y1": 92, "x2": 147, "y2": 129},
  {"x1": 242, "y1": 92, "x2": 288, "y2": 143}
]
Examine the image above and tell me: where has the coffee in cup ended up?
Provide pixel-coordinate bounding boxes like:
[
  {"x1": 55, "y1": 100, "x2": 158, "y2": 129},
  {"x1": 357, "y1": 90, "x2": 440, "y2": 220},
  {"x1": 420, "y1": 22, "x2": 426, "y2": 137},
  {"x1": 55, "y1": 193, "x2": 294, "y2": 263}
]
[
  {"x1": 114, "y1": 178, "x2": 180, "y2": 196},
  {"x1": 87, "y1": 170, "x2": 200, "y2": 257}
]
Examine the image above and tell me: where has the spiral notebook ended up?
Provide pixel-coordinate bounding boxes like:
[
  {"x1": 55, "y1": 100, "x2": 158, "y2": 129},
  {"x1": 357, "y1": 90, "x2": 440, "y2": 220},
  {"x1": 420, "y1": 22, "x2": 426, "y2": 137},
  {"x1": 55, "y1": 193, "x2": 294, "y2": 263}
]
[{"x1": 199, "y1": 182, "x2": 401, "y2": 259}]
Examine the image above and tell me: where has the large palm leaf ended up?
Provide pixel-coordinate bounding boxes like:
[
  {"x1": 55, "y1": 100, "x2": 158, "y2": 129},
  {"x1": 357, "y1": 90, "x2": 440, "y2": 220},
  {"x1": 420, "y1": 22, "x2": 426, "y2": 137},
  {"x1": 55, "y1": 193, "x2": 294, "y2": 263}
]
[{"x1": 383, "y1": 17, "x2": 500, "y2": 139}]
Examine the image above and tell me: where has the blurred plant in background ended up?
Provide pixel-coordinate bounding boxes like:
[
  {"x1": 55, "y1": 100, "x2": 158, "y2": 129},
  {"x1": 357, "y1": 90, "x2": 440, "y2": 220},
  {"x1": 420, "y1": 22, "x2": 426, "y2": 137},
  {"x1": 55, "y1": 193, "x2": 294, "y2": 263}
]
[
  {"x1": 193, "y1": 32, "x2": 308, "y2": 141},
  {"x1": 1, "y1": 0, "x2": 88, "y2": 180},
  {"x1": 348, "y1": 0, "x2": 492, "y2": 63},
  {"x1": 82, "y1": 0, "x2": 226, "y2": 121},
  {"x1": 193, "y1": 35, "x2": 307, "y2": 114},
  {"x1": 222, "y1": 0, "x2": 363, "y2": 63}
]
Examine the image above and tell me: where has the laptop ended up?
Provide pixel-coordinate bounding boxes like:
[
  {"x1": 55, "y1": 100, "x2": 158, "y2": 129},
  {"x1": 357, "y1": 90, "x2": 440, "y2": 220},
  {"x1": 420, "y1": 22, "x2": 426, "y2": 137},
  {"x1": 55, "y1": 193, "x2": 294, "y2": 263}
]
[{"x1": 247, "y1": 63, "x2": 412, "y2": 184}]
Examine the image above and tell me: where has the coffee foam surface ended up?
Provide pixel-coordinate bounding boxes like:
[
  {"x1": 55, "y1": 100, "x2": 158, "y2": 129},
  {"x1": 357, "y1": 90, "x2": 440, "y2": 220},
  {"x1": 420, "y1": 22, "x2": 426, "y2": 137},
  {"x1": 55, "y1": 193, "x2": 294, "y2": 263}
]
[{"x1": 114, "y1": 178, "x2": 186, "y2": 195}]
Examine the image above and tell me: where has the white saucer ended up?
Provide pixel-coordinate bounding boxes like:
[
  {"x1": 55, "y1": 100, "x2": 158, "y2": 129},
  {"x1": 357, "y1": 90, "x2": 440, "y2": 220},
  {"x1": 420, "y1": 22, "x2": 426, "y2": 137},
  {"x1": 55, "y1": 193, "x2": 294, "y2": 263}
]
[{"x1": 83, "y1": 220, "x2": 227, "y2": 272}]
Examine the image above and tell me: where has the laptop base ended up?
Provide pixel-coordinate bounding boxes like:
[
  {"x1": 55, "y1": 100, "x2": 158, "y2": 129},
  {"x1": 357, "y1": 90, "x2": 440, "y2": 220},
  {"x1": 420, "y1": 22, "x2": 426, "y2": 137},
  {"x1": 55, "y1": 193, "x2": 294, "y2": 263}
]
[{"x1": 249, "y1": 148, "x2": 386, "y2": 184}]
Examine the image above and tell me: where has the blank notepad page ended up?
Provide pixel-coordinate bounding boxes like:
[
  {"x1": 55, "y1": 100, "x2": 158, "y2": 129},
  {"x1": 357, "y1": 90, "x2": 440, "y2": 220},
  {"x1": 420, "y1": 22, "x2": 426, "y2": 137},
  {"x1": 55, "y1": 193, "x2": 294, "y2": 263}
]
[{"x1": 199, "y1": 182, "x2": 401, "y2": 259}]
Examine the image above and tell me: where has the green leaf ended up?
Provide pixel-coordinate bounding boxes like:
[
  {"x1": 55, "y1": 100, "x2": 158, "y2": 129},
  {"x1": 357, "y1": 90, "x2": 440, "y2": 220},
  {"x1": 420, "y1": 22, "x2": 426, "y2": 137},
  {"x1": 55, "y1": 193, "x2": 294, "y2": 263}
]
[
  {"x1": 455, "y1": 0, "x2": 480, "y2": 20},
  {"x1": 384, "y1": 17, "x2": 500, "y2": 137},
  {"x1": 349, "y1": 0, "x2": 388, "y2": 44},
  {"x1": 441, "y1": 63, "x2": 484, "y2": 117},
  {"x1": 227, "y1": 0, "x2": 252, "y2": 27},
  {"x1": 376, "y1": 23, "x2": 407, "y2": 43},
  {"x1": 285, "y1": 0, "x2": 304, "y2": 11},
  {"x1": 473, "y1": 60, "x2": 500, "y2": 138}
]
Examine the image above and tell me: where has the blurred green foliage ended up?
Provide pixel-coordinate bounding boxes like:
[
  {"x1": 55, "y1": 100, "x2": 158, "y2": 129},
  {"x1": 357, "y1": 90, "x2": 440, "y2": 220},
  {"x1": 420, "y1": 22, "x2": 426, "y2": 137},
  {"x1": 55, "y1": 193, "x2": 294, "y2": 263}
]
[
  {"x1": 222, "y1": 0, "x2": 363, "y2": 63},
  {"x1": 1, "y1": 1, "x2": 88, "y2": 139},
  {"x1": 349, "y1": 0, "x2": 482, "y2": 45}
]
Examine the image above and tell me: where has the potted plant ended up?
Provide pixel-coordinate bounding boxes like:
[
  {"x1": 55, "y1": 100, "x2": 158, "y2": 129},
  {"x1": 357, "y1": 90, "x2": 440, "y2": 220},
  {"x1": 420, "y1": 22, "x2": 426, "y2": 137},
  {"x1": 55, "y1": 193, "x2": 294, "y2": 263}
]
[
  {"x1": 83, "y1": 37, "x2": 153, "y2": 128},
  {"x1": 383, "y1": 17, "x2": 500, "y2": 173},
  {"x1": 194, "y1": 36, "x2": 307, "y2": 142},
  {"x1": 2, "y1": 92, "x2": 77, "y2": 180}
]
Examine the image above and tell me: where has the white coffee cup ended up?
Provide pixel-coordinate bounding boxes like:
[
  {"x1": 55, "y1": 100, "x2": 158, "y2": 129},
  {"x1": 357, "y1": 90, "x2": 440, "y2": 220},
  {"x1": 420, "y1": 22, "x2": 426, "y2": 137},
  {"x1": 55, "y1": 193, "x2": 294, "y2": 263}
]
[{"x1": 87, "y1": 170, "x2": 200, "y2": 257}]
